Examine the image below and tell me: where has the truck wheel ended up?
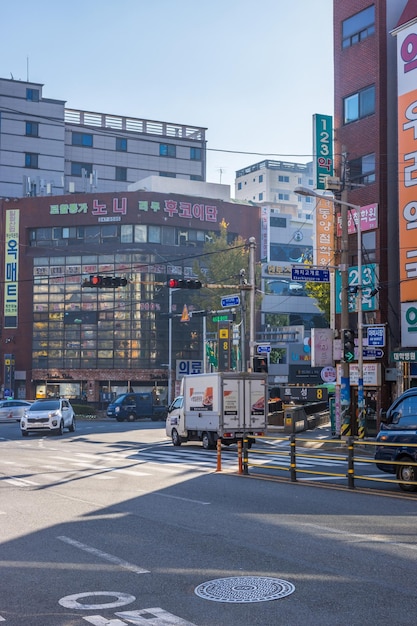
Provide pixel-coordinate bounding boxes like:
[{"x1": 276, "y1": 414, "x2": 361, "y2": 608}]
[
  {"x1": 127, "y1": 413, "x2": 136, "y2": 422},
  {"x1": 172, "y1": 428, "x2": 181, "y2": 446},
  {"x1": 116, "y1": 416, "x2": 125, "y2": 422},
  {"x1": 202, "y1": 432, "x2": 215, "y2": 450},
  {"x1": 397, "y1": 462, "x2": 417, "y2": 491}
]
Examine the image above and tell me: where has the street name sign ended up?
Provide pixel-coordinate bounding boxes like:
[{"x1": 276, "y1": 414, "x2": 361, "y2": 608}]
[
  {"x1": 221, "y1": 295, "x2": 240, "y2": 308},
  {"x1": 291, "y1": 267, "x2": 330, "y2": 282},
  {"x1": 257, "y1": 344, "x2": 271, "y2": 354}
]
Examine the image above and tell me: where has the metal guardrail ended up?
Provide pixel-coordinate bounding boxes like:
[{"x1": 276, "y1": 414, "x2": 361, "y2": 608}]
[{"x1": 228, "y1": 435, "x2": 417, "y2": 493}]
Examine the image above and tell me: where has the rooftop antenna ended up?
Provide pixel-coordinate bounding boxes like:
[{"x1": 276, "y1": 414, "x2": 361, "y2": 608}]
[{"x1": 217, "y1": 167, "x2": 225, "y2": 184}]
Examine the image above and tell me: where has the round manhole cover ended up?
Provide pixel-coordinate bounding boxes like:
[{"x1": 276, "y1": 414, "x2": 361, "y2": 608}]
[{"x1": 194, "y1": 576, "x2": 295, "y2": 603}]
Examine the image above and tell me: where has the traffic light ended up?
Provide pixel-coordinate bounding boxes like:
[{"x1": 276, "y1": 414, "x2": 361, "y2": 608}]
[
  {"x1": 167, "y1": 278, "x2": 202, "y2": 289},
  {"x1": 253, "y1": 357, "x2": 268, "y2": 373},
  {"x1": 82, "y1": 275, "x2": 128, "y2": 288},
  {"x1": 342, "y1": 329, "x2": 355, "y2": 363}
]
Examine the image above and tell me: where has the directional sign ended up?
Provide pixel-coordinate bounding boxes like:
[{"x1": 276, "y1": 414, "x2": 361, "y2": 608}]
[
  {"x1": 363, "y1": 348, "x2": 384, "y2": 360},
  {"x1": 291, "y1": 267, "x2": 330, "y2": 282},
  {"x1": 221, "y1": 295, "x2": 240, "y2": 308},
  {"x1": 257, "y1": 344, "x2": 271, "y2": 354}
]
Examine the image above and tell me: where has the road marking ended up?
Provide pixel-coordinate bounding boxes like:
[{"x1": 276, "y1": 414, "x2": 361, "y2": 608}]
[
  {"x1": 5, "y1": 476, "x2": 39, "y2": 486},
  {"x1": 59, "y1": 591, "x2": 135, "y2": 610},
  {"x1": 57, "y1": 536, "x2": 150, "y2": 574}
]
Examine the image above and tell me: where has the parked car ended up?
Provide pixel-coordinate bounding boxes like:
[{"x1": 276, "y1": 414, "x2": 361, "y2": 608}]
[
  {"x1": 0, "y1": 399, "x2": 32, "y2": 422},
  {"x1": 20, "y1": 398, "x2": 75, "y2": 436},
  {"x1": 375, "y1": 388, "x2": 417, "y2": 491}
]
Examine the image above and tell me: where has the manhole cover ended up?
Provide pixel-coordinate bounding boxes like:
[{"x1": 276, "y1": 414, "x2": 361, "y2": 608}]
[{"x1": 194, "y1": 576, "x2": 295, "y2": 603}]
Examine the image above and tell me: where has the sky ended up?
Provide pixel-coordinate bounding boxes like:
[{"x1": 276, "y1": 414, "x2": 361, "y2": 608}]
[{"x1": 1, "y1": 0, "x2": 334, "y2": 191}]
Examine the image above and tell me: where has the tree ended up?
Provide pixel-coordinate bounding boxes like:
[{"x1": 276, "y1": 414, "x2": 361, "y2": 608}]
[
  {"x1": 304, "y1": 281, "x2": 331, "y2": 324},
  {"x1": 192, "y1": 219, "x2": 252, "y2": 331}
]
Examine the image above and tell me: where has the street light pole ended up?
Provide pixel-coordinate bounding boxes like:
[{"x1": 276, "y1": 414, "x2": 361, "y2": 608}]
[{"x1": 294, "y1": 186, "x2": 365, "y2": 438}]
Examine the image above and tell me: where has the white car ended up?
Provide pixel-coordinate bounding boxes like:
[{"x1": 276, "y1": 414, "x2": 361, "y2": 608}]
[
  {"x1": 0, "y1": 399, "x2": 33, "y2": 422},
  {"x1": 20, "y1": 398, "x2": 76, "y2": 436}
]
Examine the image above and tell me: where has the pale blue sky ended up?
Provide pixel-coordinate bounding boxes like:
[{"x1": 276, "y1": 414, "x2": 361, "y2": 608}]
[{"x1": 1, "y1": 0, "x2": 334, "y2": 189}]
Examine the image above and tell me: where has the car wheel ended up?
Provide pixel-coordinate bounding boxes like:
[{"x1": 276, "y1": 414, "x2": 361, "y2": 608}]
[
  {"x1": 172, "y1": 428, "x2": 181, "y2": 446},
  {"x1": 55, "y1": 421, "x2": 64, "y2": 436},
  {"x1": 116, "y1": 416, "x2": 124, "y2": 422},
  {"x1": 202, "y1": 432, "x2": 215, "y2": 450},
  {"x1": 22, "y1": 430, "x2": 29, "y2": 437},
  {"x1": 127, "y1": 413, "x2": 136, "y2": 422},
  {"x1": 397, "y1": 462, "x2": 417, "y2": 491},
  {"x1": 69, "y1": 417, "x2": 76, "y2": 432}
]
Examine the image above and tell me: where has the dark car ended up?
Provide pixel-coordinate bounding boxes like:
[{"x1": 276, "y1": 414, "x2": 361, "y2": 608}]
[{"x1": 375, "y1": 388, "x2": 417, "y2": 491}]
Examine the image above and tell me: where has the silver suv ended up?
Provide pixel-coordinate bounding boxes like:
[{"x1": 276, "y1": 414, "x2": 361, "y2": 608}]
[{"x1": 20, "y1": 398, "x2": 75, "y2": 437}]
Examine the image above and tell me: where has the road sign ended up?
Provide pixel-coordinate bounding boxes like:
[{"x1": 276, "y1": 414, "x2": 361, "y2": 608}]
[
  {"x1": 221, "y1": 295, "x2": 240, "y2": 308},
  {"x1": 363, "y1": 348, "x2": 384, "y2": 359},
  {"x1": 212, "y1": 313, "x2": 234, "y2": 322},
  {"x1": 367, "y1": 326, "x2": 385, "y2": 347},
  {"x1": 291, "y1": 267, "x2": 330, "y2": 282},
  {"x1": 257, "y1": 344, "x2": 271, "y2": 354}
]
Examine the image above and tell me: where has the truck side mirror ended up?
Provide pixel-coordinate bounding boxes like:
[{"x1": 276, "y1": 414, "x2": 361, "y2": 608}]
[{"x1": 379, "y1": 408, "x2": 388, "y2": 423}]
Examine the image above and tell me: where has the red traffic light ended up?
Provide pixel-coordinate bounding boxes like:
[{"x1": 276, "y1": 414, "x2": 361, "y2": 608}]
[
  {"x1": 167, "y1": 278, "x2": 202, "y2": 289},
  {"x1": 90, "y1": 275, "x2": 103, "y2": 286},
  {"x1": 84, "y1": 275, "x2": 128, "y2": 288}
]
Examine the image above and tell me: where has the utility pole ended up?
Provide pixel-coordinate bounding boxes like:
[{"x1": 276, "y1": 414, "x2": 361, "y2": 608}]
[
  {"x1": 248, "y1": 237, "x2": 256, "y2": 371},
  {"x1": 339, "y1": 184, "x2": 352, "y2": 437}
]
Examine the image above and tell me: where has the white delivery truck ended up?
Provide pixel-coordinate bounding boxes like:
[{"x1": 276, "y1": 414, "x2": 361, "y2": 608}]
[{"x1": 166, "y1": 372, "x2": 268, "y2": 449}]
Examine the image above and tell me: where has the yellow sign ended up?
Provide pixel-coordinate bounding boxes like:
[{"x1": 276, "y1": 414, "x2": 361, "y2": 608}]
[{"x1": 219, "y1": 328, "x2": 229, "y2": 339}]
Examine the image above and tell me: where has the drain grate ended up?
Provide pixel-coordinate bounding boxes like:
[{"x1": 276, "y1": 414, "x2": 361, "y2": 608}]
[{"x1": 194, "y1": 576, "x2": 295, "y2": 603}]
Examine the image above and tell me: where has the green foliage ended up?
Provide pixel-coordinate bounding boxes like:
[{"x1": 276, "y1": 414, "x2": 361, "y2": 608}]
[
  {"x1": 72, "y1": 403, "x2": 97, "y2": 417},
  {"x1": 304, "y1": 281, "x2": 331, "y2": 323}
]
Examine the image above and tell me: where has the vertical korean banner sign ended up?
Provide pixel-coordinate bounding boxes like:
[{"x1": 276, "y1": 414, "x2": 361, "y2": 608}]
[
  {"x1": 396, "y1": 20, "x2": 417, "y2": 346},
  {"x1": 4, "y1": 210, "x2": 19, "y2": 328},
  {"x1": 313, "y1": 114, "x2": 334, "y2": 190}
]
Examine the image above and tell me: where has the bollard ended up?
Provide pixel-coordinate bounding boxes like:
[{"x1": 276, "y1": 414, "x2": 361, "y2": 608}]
[
  {"x1": 237, "y1": 439, "x2": 243, "y2": 474},
  {"x1": 290, "y1": 433, "x2": 297, "y2": 481},
  {"x1": 347, "y1": 436, "x2": 355, "y2": 489},
  {"x1": 243, "y1": 438, "x2": 249, "y2": 475},
  {"x1": 216, "y1": 436, "x2": 222, "y2": 472}
]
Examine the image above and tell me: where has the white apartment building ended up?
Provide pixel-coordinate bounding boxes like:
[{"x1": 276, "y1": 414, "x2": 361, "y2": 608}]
[
  {"x1": 0, "y1": 77, "x2": 207, "y2": 198},
  {"x1": 234, "y1": 159, "x2": 315, "y2": 220}
]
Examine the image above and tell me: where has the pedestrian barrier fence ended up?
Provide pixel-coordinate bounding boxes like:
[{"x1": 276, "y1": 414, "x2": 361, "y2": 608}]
[{"x1": 224, "y1": 435, "x2": 417, "y2": 492}]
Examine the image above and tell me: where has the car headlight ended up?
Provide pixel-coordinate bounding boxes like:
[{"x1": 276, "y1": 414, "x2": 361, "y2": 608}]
[{"x1": 115, "y1": 406, "x2": 120, "y2": 413}]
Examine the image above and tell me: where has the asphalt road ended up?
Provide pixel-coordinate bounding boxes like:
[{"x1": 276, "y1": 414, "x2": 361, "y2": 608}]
[{"x1": 1, "y1": 419, "x2": 416, "y2": 626}]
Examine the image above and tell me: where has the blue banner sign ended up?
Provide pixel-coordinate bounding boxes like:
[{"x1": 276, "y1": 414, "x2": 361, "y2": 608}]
[{"x1": 291, "y1": 267, "x2": 330, "y2": 282}]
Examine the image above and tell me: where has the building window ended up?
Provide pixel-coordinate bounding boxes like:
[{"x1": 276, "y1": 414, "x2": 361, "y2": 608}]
[
  {"x1": 190, "y1": 175, "x2": 203, "y2": 181},
  {"x1": 190, "y1": 147, "x2": 201, "y2": 160},
  {"x1": 259, "y1": 174, "x2": 263, "y2": 183},
  {"x1": 116, "y1": 137, "x2": 127, "y2": 151},
  {"x1": 237, "y1": 182, "x2": 242, "y2": 190},
  {"x1": 26, "y1": 88, "x2": 39, "y2": 102},
  {"x1": 25, "y1": 153, "x2": 38, "y2": 168},
  {"x1": 278, "y1": 193, "x2": 290, "y2": 201},
  {"x1": 278, "y1": 175, "x2": 290, "y2": 183},
  {"x1": 349, "y1": 153, "x2": 375, "y2": 185},
  {"x1": 25, "y1": 121, "x2": 39, "y2": 137},
  {"x1": 160, "y1": 144, "x2": 176, "y2": 158},
  {"x1": 342, "y1": 5, "x2": 375, "y2": 49},
  {"x1": 159, "y1": 171, "x2": 176, "y2": 177},
  {"x1": 115, "y1": 166, "x2": 127, "y2": 182},
  {"x1": 72, "y1": 132, "x2": 93, "y2": 147},
  {"x1": 71, "y1": 162, "x2": 93, "y2": 177},
  {"x1": 259, "y1": 193, "x2": 263, "y2": 201},
  {"x1": 344, "y1": 85, "x2": 375, "y2": 124}
]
